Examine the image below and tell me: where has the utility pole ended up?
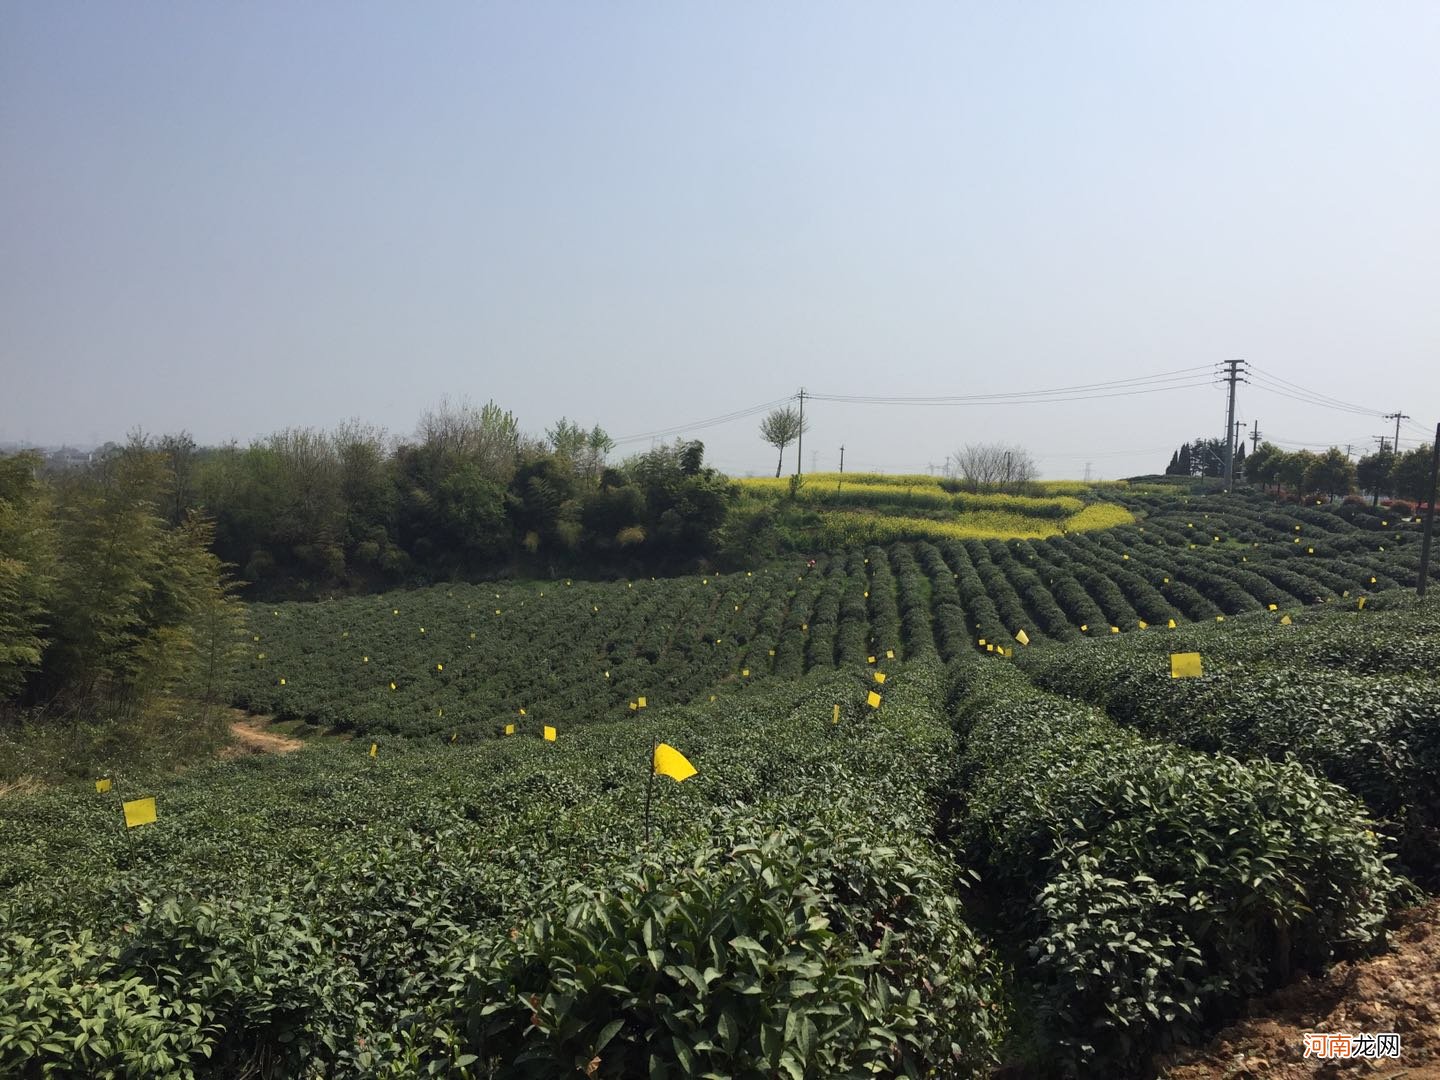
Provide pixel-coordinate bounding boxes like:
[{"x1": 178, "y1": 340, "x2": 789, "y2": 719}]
[
  {"x1": 837, "y1": 445, "x2": 844, "y2": 490},
  {"x1": 795, "y1": 388, "x2": 805, "y2": 478},
  {"x1": 1419, "y1": 422, "x2": 1440, "y2": 598},
  {"x1": 1251, "y1": 420, "x2": 1261, "y2": 455},
  {"x1": 1084, "y1": 462, "x2": 1093, "y2": 483},
  {"x1": 1220, "y1": 359, "x2": 1247, "y2": 491},
  {"x1": 1386, "y1": 412, "x2": 1409, "y2": 456}
]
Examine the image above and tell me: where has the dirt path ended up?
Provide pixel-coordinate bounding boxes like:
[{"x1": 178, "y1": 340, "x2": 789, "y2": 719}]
[
  {"x1": 224, "y1": 710, "x2": 305, "y2": 756},
  {"x1": 1160, "y1": 899, "x2": 1440, "y2": 1078}
]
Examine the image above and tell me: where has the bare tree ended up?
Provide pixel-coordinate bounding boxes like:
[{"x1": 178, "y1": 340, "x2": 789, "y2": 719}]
[
  {"x1": 416, "y1": 397, "x2": 520, "y2": 483},
  {"x1": 949, "y1": 442, "x2": 1038, "y2": 491},
  {"x1": 760, "y1": 406, "x2": 808, "y2": 478}
]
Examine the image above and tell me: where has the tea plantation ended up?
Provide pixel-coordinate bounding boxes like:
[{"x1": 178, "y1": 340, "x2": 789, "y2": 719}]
[{"x1": 1, "y1": 490, "x2": 1434, "y2": 1077}]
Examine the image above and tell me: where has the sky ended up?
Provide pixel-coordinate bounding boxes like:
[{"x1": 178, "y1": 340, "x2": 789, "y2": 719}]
[{"x1": 2, "y1": 2, "x2": 1437, "y2": 479}]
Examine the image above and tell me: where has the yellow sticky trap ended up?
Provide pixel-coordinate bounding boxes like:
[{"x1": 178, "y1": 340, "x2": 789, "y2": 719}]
[
  {"x1": 123, "y1": 797, "x2": 156, "y2": 828},
  {"x1": 420, "y1": 627, "x2": 425, "y2": 634},
  {"x1": 451, "y1": 732, "x2": 457, "y2": 742},
  {"x1": 504, "y1": 723, "x2": 515, "y2": 735},
  {"x1": 1358, "y1": 596, "x2": 1367, "y2": 610},
  {"x1": 393, "y1": 609, "x2": 399, "y2": 615},
  {"x1": 1080, "y1": 624, "x2": 1088, "y2": 632},
  {"x1": 1370, "y1": 577, "x2": 1377, "y2": 584},
  {"x1": 1163, "y1": 578, "x2": 1169, "y2": 584},
  {"x1": 1138, "y1": 621, "x2": 1148, "y2": 630},
  {"x1": 986, "y1": 643, "x2": 994, "y2": 652},
  {"x1": 95, "y1": 778, "x2": 111, "y2": 794},
  {"x1": 886, "y1": 649, "x2": 894, "y2": 659},
  {"x1": 874, "y1": 671, "x2": 887, "y2": 684},
  {"x1": 1015, "y1": 629, "x2": 1030, "y2": 646},
  {"x1": 1107, "y1": 626, "x2": 1117, "y2": 634},
  {"x1": 389, "y1": 682, "x2": 396, "y2": 690},
  {"x1": 978, "y1": 638, "x2": 986, "y2": 647},
  {"x1": 1280, "y1": 614, "x2": 1292, "y2": 625},
  {"x1": 709, "y1": 695, "x2": 716, "y2": 702},
  {"x1": 866, "y1": 690, "x2": 882, "y2": 709},
  {"x1": 801, "y1": 624, "x2": 808, "y2": 632},
  {"x1": 436, "y1": 663, "x2": 443, "y2": 671},
  {"x1": 1268, "y1": 604, "x2": 1278, "y2": 611},
  {"x1": 278, "y1": 678, "x2": 286, "y2": 686},
  {"x1": 863, "y1": 591, "x2": 869, "y2": 598},
  {"x1": 1170, "y1": 652, "x2": 1203, "y2": 679},
  {"x1": 638, "y1": 696, "x2": 647, "y2": 709},
  {"x1": 369, "y1": 742, "x2": 378, "y2": 758},
  {"x1": 519, "y1": 707, "x2": 526, "y2": 716},
  {"x1": 543, "y1": 726, "x2": 557, "y2": 741},
  {"x1": 741, "y1": 668, "x2": 749, "y2": 677},
  {"x1": 768, "y1": 650, "x2": 775, "y2": 656},
  {"x1": 1308, "y1": 547, "x2": 1314, "y2": 554},
  {"x1": 867, "y1": 655, "x2": 876, "y2": 664},
  {"x1": 1343, "y1": 590, "x2": 1350, "y2": 597},
  {"x1": 1167, "y1": 619, "x2": 1177, "y2": 629},
  {"x1": 833, "y1": 704, "x2": 840, "y2": 723},
  {"x1": 654, "y1": 743, "x2": 697, "y2": 782},
  {"x1": 363, "y1": 656, "x2": 369, "y2": 663},
  {"x1": 629, "y1": 701, "x2": 638, "y2": 711},
  {"x1": 1123, "y1": 554, "x2": 1129, "y2": 560},
  {"x1": 1216, "y1": 615, "x2": 1225, "y2": 622},
  {"x1": 604, "y1": 670, "x2": 610, "y2": 679}
]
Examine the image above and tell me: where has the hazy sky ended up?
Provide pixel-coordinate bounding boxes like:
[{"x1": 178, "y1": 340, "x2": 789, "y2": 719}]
[{"x1": 3, "y1": 2, "x2": 1437, "y2": 478}]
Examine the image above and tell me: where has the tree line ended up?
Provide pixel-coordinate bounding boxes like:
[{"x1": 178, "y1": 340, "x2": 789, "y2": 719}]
[
  {"x1": 1, "y1": 399, "x2": 739, "y2": 715},
  {"x1": 1164, "y1": 437, "x2": 1435, "y2": 506}
]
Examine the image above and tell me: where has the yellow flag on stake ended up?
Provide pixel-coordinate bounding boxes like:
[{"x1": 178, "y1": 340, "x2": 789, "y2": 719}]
[
  {"x1": 654, "y1": 743, "x2": 697, "y2": 782},
  {"x1": 1015, "y1": 629, "x2": 1030, "y2": 646},
  {"x1": 866, "y1": 690, "x2": 882, "y2": 708},
  {"x1": 123, "y1": 797, "x2": 156, "y2": 828},
  {"x1": 1170, "y1": 653, "x2": 1203, "y2": 679},
  {"x1": 543, "y1": 726, "x2": 557, "y2": 741},
  {"x1": 95, "y1": 778, "x2": 111, "y2": 794}
]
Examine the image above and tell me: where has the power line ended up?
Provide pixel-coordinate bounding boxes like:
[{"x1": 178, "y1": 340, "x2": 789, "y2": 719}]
[
  {"x1": 809, "y1": 365, "x2": 1214, "y2": 406},
  {"x1": 612, "y1": 395, "x2": 795, "y2": 445}
]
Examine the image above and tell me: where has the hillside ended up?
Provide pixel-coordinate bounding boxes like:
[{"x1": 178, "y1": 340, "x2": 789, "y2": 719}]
[{"x1": 2, "y1": 488, "x2": 1436, "y2": 1077}]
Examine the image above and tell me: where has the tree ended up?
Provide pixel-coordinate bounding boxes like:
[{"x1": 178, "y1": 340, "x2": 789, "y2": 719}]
[
  {"x1": 1187, "y1": 437, "x2": 1227, "y2": 478},
  {"x1": 1244, "y1": 442, "x2": 1283, "y2": 492},
  {"x1": 1165, "y1": 450, "x2": 1180, "y2": 475},
  {"x1": 950, "y1": 443, "x2": 1037, "y2": 490},
  {"x1": 1392, "y1": 444, "x2": 1435, "y2": 504},
  {"x1": 759, "y1": 407, "x2": 807, "y2": 478},
  {"x1": 1356, "y1": 449, "x2": 1396, "y2": 503},
  {"x1": 1177, "y1": 443, "x2": 1193, "y2": 476},
  {"x1": 1277, "y1": 449, "x2": 1316, "y2": 495},
  {"x1": 0, "y1": 453, "x2": 53, "y2": 699},
  {"x1": 1302, "y1": 447, "x2": 1355, "y2": 498}
]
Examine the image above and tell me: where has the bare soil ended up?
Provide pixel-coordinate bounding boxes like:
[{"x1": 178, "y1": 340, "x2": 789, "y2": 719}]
[
  {"x1": 222, "y1": 709, "x2": 305, "y2": 757},
  {"x1": 1160, "y1": 899, "x2": 1440, "y2": 1079}
]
